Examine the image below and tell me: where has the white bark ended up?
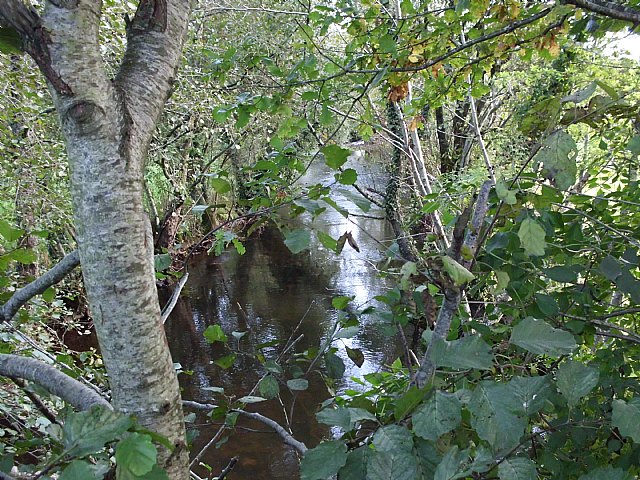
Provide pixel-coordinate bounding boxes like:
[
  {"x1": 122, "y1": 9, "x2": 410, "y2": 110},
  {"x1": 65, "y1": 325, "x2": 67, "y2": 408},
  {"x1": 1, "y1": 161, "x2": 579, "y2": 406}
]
[{"x1": 1, "y1": 0, "x2": 191, "y2": 478}]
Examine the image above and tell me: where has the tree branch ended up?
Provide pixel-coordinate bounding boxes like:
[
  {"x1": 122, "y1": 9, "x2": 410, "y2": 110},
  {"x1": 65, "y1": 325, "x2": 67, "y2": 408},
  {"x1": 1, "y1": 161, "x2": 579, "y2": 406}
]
[
  {"x1": 0, "y1": 354, "x2": 111, "y2": 411},
  {"x1": 563, "y1": 0, "x2": 640, "y2": 24},
  {"x1": 0, "y1": 0, "x2": 73, "y2": 94},
  {"x1": 161, "y1": 272, "x2": 189, "y2": 323},
  {"x1": 233, "y1": 409, "x2": 308, "y2": 454},
  {"x1": 0, "y1": 250, "x2": 80, "y2": 323}
]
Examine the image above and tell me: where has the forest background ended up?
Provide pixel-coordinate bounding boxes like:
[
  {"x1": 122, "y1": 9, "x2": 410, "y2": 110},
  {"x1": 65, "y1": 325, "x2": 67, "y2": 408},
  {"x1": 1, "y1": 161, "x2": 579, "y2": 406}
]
[{"x1": 0, "y1": 0, "x2": 639, "y2": 479}]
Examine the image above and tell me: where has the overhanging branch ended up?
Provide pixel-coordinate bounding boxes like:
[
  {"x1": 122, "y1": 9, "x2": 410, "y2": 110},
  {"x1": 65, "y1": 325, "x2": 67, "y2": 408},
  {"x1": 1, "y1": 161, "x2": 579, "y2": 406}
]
[
  {"x1": 0, "y1": 354, "x2": 111, "y2": 411},
  {"x1": 0, "y1": 250, "x2": 80, "y2": 323},
  {"x1": 563, "y1": 0, "x2": 640, "y2": 24}
]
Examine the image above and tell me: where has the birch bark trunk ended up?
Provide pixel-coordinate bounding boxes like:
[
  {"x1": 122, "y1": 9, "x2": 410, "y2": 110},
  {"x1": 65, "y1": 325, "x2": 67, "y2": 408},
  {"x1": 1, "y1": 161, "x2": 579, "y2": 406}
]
[{"x1": 0, "y1": 0, "x2": 191, "y2": 477}]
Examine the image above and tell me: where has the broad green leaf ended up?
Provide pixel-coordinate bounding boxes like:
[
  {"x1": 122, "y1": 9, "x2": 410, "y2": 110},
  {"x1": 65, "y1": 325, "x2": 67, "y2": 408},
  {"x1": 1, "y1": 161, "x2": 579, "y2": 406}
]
[
  {"x1": 337, "y1": 168, "x2": 358, "y2": 185},
  {"x1": 440, "y1": 256, "x2": 475, "y2": 285},
  {"x1": 63, "y1": 405, "x2": 133, "y2": 457},
  {"x1": 369, "y1": 425, "x2": 419, "y2": 479},
  {"x1": 334, "y1": 326, "x2": 359, "y2": 339},
  {"x1": 535, "y1": 130, "x2": 577, "y2": 190},
  {"x1": 259, "y1": 375, "x2": 280, "y2": 399},
  {"x1": 154, "y1": 254, "x2": 172, "y2": 272},
  {"x1": 468, "y1": 381, "x2": 527, "y2": 452},
  {"x1": 300, "y1": 441, "x2": 348, "y2": 480},
  {"x1": 507, "y1": 376, "x2": 550, "y2": 416},
  {"x1": 556, "y1": 361, "x2": 599, "y2": 407},
  {"x1": 316, "y1": 406, "x2": 352, "y2": 430},
  {"x1": 0, "y1": 221, "x2": 24, "y2": 243},
  {"x1": 338, "y1": 446, "x2": 370, "y2": 480},
  {"x1": 345, "y1": 346, "x2": 364, "y2": 367},
  {"x1": 284, "y1": 229, "x2": 311, "y2": 254},
  {"x1": 433, "y1": 446, "x2": 470, "y2": 480},
  {"x1": 115, "y1": 433, "x2": 157, "y2": 478},
  {"x1": 42, "y1": 287, "x2": 56, "y2": 303},
  {"x1": 59, "y1": 460, "x2": 101, "y2": 480},
  {"x1": 626, "y1": 135, "x2": 640, "y2": 156},
  {"x1": 394, "y1": 387, "x2": 425, "y2": 420},
  {"x1": 378, "y1": 34, "x2": 397, "y2": 54},
  {"x1": 213, "y1": 353, "x2": 236, "y2": 369},
  {"x1": 498, "y1": 457, "x2": 537, "y2": 480},
  {"x1": 535, "y1": 293, "x2": 559, "y2": 316},
  {"x1": 287, "y1": 378, "x2": 309, "y2": 391},
  {"x1": 495, "y1": 271, "x2": 510, "y2": 291},
  {"x1": 203, "y1": 325, "x2": 227, "y2": 344},
  {"x1": 510, "y1": 317, "x2": 576, "y2": 357},
  {"x1": 332, "y1": 296, "x2": 352, "y2": 310},
  {"x1": 579, "y1": 466, "x2": 634, "y2": 480},
  {"x1": 210, "y1": 177, "x2": 232, "y2": 194},
  {"x1": 612, "y1": 398, "x2": 640, "y2": 442},
  {"x1": 321, "y1": 145, "x2": 350, "y2": 169},
  {"x1": 431, "y1": 336, "x2": 494, "y2": 370},
  {"x1": 263, "y1": 360, "x2": 283, "y2": 374},
  {"x1": 413, "y1": 391, "x2": 462, "y2": 441},
  {"x1": 599, "y1": 255, "x2": 622, "y2": 281},
  {"x1": 415, "y1": 438, "x2": 441, "y2": 479},
  {"x1": 518, "y1": 218, "x2": 546, "y2": 257},
  {"x1": 325, "y1": 352, "x2": 345, "y2": 379},
  {"x1": 543, "y1": 266, "x2": 578, "y2": 283},
  {"x1": 317, "y1": 231, "x2": 337, "y2": 252},
  {"x1": 496, "y1": 181, "x2": 517, "y2": 205},
  {"x1": 9, "y1": 248, "x2": 36, "y2": 265}
]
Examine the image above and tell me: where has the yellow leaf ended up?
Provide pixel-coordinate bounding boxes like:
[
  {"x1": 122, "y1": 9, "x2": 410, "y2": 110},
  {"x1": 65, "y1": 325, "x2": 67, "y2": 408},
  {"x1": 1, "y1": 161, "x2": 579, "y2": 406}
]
[{"x1": 408, "y1": 54, "x2": 422, "y2": 63}]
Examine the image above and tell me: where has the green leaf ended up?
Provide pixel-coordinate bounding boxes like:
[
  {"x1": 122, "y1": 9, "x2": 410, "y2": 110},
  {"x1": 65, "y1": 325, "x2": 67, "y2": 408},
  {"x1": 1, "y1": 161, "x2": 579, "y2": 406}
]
[
  {"x1": 507, "y1": 376, "x2": 550, "y2": 416},
  {"x1": 599, "y1": 255, "x2": 622, "y2": 281},
  {"x1": 332, "y1": 296, "x2": 352, "y2": 310},
  {"x1": 496, "y1": 181, "x2": 517, "y2": 205},
  {"x1": 338, "y1": 446, "x2": 370, "y2": 480},
  {"x1": 287, "y1": 378, "x2": 309, "y2": 391},
  {"x1": 325, "y1": 352, "x2": 345, "y2": 379},
  {"x1": 42, "y1": 287, "x2": 56, "y2": 303},
  {"x1": 345, "y1": 346, "x2": 364, "y2": 367},
  {"x1": 413, "y1": 391, "x2": 462, "y2": 441},
  {"x1": 431, "y1": 336, "x2": 494, "y2": 370},
  {"x1": 300, "y1": 441, "x2": 348, "y2": 480},
  {"x1": 316, "y1": 406, "x2": 352, "y2": 430},
  {"x1": 115, "y1": 433, "x2": 157, "y2": 478},
  {"x1": 498, "y1": 457, "x2": 537, "y2": 480},
  {"x1": 468, "y1": 381, "x2": 527, "y2": 452},
  {"x1": 213, "y1": 353, "x2": 236, "y2": 369},
  {"x1": 203, "y1": 325, "x2": 228, "y2": 344},
  {"x1": 510, "y1": 317, "x2": 576, "y2": 357},
  {"x1": 337, "y1": 168, "x2": 358, "y2": 185},
  {"x1": 535, "y1": 131, "x2": 577, "y2": 190},
  {"x1": 394, "y1": 387, "x2": 425, "y2": 421},
  {"x1": 321, "y1": 145, "x2": 350, "y2": 169},
  {"x1": 556, "y1": 360, "x2": 599, "y2": 407},
  {"x1": 535, "y1": 293, "x2": 559, "y2": 317},
  {"x1": 378, "y1": 34, "x2": 397, "y2": 54},
  {"x1": 0, "y1": 221, "x2": 24, "y2": 243},
  {"x1": 154, "y1": 254, "x2": 172, "y2": 272},
  {"x1": 543, "y1": 266, "x2": 578, "y2": 283},
  {"x1": 518, "y1": 218, "x2": 546, "y2": 257},
  {"x1": 263, "y1": 360, "x2": 283, "y2": 374},
  {"x1": 9, "y1": 248, "x2": 36, "y2": 265},
  {"x1": 626, "y1": 135, "x2": 640, "y2": 156},
  {"x1": 579, "y1": 466, "x2": 634, "y2": 480},
  {"x1": 284, "y1": 229, "x2": 311, "y2": 254},
  {"x1": 440, "y1": 256, "x2": 475, "y2": 285},
  {"x1": 317, "y1": 231, "x2": 338, "y2": 252},
  {"x1": 335, "y1": 326, "x2": 359, "y2": 339},
  {"x1": 433, "y1": 446, "x2": 470, "y2": 480},
  {"x1": 259, "y1": 375, "x2": 280, "y2": 399},
  {"x1": 0, "y1": 28, "x2": 22, "y2": 54},
  {"x1": 495, "y1": 271, "x2": 510, "y2": 291},
  {"x1": 369, "y1": 426, "x2": 419, "y2": 480},
  {"x1": 63, "y1": 405, "x2": 133, "y2": 457},
  {"x1": 59, "y1": 460, "x2": 102, "y2": 480},
  {"x1": 612, "y1": 398, "x2": 640, "y2": 442},
  {"x1": 210, "y1": 177, "x2": 232, "y2": 194}
]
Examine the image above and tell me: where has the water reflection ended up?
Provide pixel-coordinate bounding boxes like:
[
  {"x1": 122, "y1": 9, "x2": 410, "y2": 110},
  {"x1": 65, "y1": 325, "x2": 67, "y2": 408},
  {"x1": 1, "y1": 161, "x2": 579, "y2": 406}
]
[{"x1": 165, "y1": 154, "x2": 401, "y2": 479}]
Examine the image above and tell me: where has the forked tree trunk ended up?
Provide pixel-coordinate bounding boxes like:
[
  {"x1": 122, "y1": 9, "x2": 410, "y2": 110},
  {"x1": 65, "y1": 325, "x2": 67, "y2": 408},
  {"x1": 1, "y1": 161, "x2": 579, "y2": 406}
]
[{"x1": 0, "y1": 0, "x2": 191, "y2": 478}]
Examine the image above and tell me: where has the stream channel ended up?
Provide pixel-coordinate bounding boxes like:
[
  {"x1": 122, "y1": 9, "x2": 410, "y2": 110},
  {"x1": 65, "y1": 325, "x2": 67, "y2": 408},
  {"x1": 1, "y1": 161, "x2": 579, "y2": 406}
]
[{"x1": 164, "y1": 152, "x2": 402, "y2": 478}]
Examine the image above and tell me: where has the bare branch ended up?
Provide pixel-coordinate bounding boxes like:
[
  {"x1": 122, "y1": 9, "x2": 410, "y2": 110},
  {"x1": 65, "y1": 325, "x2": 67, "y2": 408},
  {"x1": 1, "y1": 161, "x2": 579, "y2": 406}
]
[
  {"x1": 233, "y1": 409, "x2": 307, "y2": 454},
  {"x1": 161, "y1": 272, "x2": 189, "y2": 323},
  {"x1": 0, "y1": 354, "x2": 111, "y2": 411},
  {"x1": 563, "y1": 0, "x2": 640, "y2": 24},
  {"x1": 0, "y1": 250, "x2": 80, "y2": 323}
]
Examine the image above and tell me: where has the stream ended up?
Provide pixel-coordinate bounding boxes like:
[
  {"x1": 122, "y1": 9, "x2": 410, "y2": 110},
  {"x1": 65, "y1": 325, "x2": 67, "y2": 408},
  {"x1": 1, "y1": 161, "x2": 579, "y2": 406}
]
[{"x1": 164, "y1": 153, "x2": 401, "y2": 479}]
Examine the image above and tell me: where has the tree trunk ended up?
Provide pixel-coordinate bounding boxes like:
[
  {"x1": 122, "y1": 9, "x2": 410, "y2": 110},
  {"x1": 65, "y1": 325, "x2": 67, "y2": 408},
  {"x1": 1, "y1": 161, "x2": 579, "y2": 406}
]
[{"x1": 0, "y1": 1, "x2": 191, "y2": 478}]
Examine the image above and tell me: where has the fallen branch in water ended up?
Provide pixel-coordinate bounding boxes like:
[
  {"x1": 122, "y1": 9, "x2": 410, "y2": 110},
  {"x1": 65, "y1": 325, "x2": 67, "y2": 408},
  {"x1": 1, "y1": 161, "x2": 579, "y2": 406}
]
[{"x1": 162, "y1": 273, "x2": 189, "y2": 323}]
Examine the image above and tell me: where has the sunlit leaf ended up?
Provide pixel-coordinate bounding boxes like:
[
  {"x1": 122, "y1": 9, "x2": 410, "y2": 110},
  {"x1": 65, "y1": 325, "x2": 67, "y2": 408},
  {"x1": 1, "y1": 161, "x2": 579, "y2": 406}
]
[{"x1": 518, "y1": 218, "x2": 546, "y2": 257}]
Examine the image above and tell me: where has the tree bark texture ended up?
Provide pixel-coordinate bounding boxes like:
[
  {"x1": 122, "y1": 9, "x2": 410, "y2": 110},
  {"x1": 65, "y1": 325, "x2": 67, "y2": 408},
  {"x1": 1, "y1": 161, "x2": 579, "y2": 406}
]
[{"x1": 1, "y1": 1, "x2": 191, "y2": 478}]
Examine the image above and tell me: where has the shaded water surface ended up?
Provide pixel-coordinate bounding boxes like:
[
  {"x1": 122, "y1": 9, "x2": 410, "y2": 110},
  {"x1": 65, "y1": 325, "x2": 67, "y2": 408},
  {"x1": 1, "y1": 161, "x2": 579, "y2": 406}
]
[{"x1": 165, "y1": 156, "x2": 400, "y2": 479}]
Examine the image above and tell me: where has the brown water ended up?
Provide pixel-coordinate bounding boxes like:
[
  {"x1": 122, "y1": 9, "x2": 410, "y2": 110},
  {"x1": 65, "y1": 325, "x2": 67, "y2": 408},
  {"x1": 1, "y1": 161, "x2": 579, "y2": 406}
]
[{"x1": 164, "y1": 155, "x2": 400, "y2": 479}]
